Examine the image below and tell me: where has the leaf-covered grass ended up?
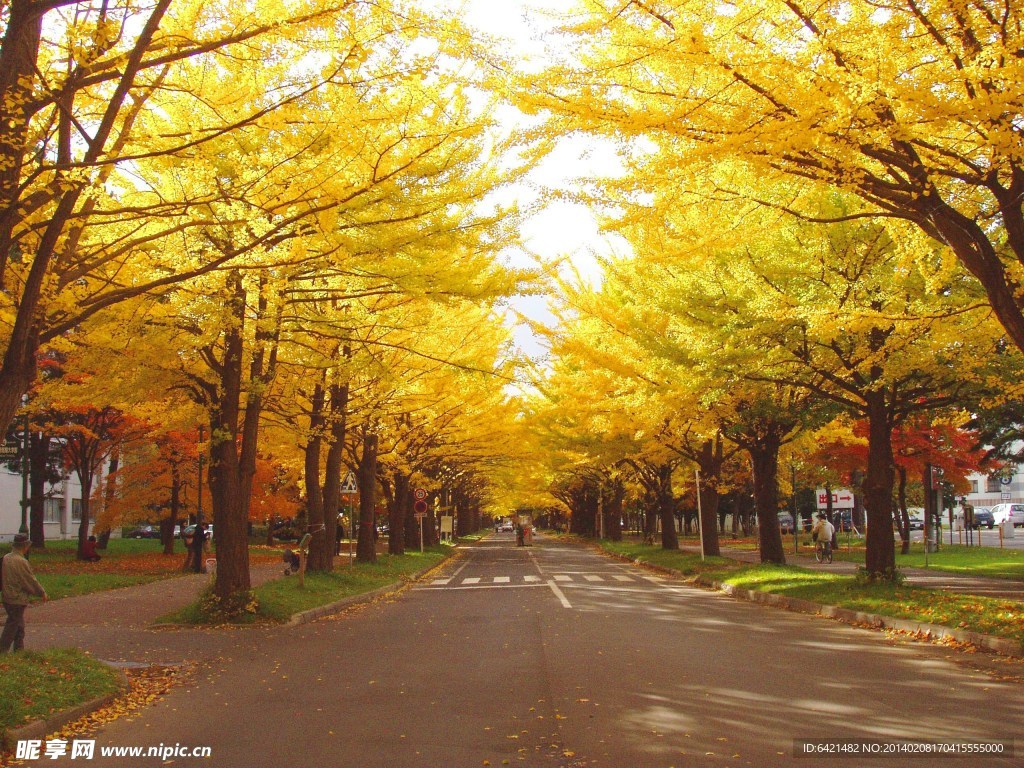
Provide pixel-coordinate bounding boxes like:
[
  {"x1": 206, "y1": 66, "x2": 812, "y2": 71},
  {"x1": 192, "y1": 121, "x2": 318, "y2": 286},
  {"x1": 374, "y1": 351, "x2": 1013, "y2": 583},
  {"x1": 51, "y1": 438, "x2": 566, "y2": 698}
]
[
  {"x1": 714, "y1": 563, "x2": 1024, "y2": 645},
  {"x1": 832, "y1": 543, "x2": 1024, "y2": 580},
  {"x1": 0, "y1": 538, "x2": 287, "y2": 600},
  {"x1": 600, "y1": 541, "x2": 1024, "y2": 645},
  {"x1": 0, "y1": 648, "x2": 124, "y2": 734},
  {"x1": 163, "y1": 546, "x2": 451, "y2": 625},
  {"x1": 600, "y1": 540, "x2": 741, "y2": 576}
]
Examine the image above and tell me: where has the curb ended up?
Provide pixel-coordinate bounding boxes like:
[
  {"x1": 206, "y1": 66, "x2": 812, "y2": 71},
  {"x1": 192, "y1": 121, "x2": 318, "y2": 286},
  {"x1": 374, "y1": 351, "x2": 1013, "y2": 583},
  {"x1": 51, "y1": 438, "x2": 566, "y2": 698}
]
[
  {"x1": 286, "y1": 581, "x2": 404, "y2": 627},
  {"x1": 695, "y1": 575, "x2": 1024, "y2": 657},
  {"x1": 1, "y1": 666, "x2": 128, "y2": 752},
  {"x1": 600, "y1": 548, "x2": 1024, "y2": 658},
  {"x1": 286, "y1": 552, "x2": 458, "y2": 627}
]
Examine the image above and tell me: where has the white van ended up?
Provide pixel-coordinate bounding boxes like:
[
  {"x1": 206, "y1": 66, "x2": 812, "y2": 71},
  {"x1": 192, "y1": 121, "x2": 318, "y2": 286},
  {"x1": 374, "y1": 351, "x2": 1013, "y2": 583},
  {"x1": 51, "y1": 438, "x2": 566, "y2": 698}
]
[{"x1": 990, "y1": 503, "x2": 1024, "y2": 528}]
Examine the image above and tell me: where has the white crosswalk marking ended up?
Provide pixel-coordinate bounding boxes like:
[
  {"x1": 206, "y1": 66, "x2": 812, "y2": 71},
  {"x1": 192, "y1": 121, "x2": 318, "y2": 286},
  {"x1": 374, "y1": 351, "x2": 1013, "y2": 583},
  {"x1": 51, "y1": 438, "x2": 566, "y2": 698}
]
[{"x1": 421, "y1": 572, "x2": 647, "y2": 589}]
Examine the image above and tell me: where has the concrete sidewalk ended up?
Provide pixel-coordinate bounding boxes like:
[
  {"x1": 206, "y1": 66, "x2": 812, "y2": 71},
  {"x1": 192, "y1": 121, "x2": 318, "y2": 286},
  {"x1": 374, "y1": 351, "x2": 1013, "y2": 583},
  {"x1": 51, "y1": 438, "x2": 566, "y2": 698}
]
[
  {"x1": 14, "y1": 562, "x2": 286, "y2": 664},
  {"x1": 14, "y1": 541, "x2": 409, "y2": 664}
]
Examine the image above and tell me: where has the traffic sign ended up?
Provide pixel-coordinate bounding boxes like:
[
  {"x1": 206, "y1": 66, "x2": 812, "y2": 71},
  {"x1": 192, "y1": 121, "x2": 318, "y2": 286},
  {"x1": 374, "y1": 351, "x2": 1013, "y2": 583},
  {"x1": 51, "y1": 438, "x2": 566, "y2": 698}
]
[
  {"x1": 1000, "y1": 476, "x2": 1012, "y2": 486},
  {"x1": 414, "y1": 499, "x2": 428, "y2": 514},
  {"x1": 414, "y1": 488, "x2": 427, "y2": 501},
  {"x1": 340, "y1": 471, "x2": 358, "y2": 494}
]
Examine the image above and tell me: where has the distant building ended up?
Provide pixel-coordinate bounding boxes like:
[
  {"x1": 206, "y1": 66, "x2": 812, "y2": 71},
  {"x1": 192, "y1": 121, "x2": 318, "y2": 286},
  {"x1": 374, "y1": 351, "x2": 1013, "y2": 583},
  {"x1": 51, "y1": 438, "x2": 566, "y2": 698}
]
[
  {"x1": 962, "y1": 467, "x2": 1022, "y2": 510},
  {"x1": 1, "y1": 462, "x2": 90, "y2": 543}
]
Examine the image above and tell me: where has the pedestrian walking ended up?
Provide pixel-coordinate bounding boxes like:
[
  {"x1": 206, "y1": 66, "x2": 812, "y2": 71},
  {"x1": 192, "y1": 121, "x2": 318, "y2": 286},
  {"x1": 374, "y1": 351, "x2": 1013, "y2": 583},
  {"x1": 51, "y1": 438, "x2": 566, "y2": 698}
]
[
  {"x1": 191, "y1": 524, "x2": 208, "y2": 573},
  {"x1": 1, "y1": 533, "x2": 48, "y2": 653}
]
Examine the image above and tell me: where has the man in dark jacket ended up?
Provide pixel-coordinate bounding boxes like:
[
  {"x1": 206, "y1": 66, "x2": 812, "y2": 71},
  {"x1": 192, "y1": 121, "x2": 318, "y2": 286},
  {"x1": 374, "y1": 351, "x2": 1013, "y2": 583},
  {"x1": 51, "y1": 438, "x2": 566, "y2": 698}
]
[
  {"x1": 191, "y1": 524, "x2": 208, "y2": 573},
  {"x1": 1, "y1": 533, "x2": 48, "y2": 652}
]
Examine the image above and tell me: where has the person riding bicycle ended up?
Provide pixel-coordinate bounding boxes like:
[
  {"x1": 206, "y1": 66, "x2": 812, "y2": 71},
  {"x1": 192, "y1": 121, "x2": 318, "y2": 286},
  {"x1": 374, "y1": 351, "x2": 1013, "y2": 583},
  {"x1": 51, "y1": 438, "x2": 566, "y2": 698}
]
[{"x1": 811, "y1": 513, "x2": 835, "y2": 560}]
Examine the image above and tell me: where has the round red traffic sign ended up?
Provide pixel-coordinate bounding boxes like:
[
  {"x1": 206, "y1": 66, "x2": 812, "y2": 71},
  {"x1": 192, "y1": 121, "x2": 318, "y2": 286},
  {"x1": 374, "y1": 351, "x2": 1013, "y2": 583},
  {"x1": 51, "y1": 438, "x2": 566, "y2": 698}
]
[
  {"x1": 414, "y1": 488, "x2": 427, "y2": 501},
  {"x1": 414, "y1": 499, "x2": 428, "y2": 513}
]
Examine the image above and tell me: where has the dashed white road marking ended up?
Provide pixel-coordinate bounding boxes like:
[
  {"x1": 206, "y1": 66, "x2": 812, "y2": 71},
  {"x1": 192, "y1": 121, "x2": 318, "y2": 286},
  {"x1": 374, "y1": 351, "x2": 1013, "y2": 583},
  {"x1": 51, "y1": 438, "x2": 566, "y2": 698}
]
[
  {"x1": 463, "y1": 577, "x2": 480, "y2": 585},
  {"x1": 493, "y1": 576, "x2": 510, "y2": 584}
]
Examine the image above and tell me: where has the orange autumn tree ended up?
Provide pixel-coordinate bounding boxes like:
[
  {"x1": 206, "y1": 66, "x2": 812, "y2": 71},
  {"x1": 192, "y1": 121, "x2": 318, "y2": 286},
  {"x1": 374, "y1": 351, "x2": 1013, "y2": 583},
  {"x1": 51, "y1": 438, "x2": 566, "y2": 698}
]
[
  {"x1": 809, "y1": 416, "x2": 989, "y2": 552},
  {"x1": 97, "y1": 429, "x2": 200, "y2": 555},
  {"x1": 40, "y1": 404, "x2": 150, "y2": 559},
  {"x1": 882, "y1": 417, "x2": 988, "y2": 553},
  {"x1": 248, "y1": 455, "x2": 302, "y2": 531}
]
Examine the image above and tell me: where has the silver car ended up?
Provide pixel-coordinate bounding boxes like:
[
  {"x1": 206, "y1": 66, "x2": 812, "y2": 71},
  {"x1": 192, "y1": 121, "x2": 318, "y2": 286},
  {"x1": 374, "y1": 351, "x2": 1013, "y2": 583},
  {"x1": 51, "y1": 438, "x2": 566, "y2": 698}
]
[{"x1": 990, "y1": 503, "x2": 1024, "y2": 528}]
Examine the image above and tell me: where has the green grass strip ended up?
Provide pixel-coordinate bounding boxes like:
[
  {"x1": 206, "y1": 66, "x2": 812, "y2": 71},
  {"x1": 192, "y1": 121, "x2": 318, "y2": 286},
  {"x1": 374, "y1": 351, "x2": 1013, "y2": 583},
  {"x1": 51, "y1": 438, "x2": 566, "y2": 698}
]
[
  {"x1": 163, "y1": 546, "x2": 451, "y2": 625},
  {"x1": 0, "y1": 648, "x2": 124, "y2": 733},
  {"x1": 832, "y1": 543, "x2": 1024, "y2": 581},
  {"x1": 600, "y1": 541, "x2": 1024, "y2": 646}
]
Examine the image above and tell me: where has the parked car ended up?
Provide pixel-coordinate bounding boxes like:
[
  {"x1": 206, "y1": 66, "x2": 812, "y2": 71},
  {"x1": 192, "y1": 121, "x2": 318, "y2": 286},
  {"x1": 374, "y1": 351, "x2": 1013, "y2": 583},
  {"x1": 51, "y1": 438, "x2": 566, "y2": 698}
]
[
  {"x1": 125, "y1": 525, "x2": 158, "y2": 539},
  {"x1": 893, "y1": 508, "x2": 925, "y2": 531},
  {"x1": 777, "y1": 513, "x2": 795, "y2": 534},
  {"x1": 499, "y1": 520, "x2": 514, "y2": 532},
  {"x1": 991, "y1": 503, "x2": 1024, "y2": 528},
  {"x1": 970, "y1": 507, "x2": 995, "y2": 529}
]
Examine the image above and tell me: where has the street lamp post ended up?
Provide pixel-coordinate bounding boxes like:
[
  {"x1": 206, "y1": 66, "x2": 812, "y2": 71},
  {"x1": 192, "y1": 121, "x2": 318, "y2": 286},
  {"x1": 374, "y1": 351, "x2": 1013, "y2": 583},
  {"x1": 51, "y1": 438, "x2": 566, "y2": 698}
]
[
  {"x1": 792, "y1": 463, "x2": 799, "y2": 554},
  {"x1": 695, "y1": 469, "x2": 705, "y2": 562},
  {"x1": 196, "y1": 425, "x2": 205, "y2": 527},
  {"x1": 19, "y1": 394, "x2": 29, "y2": 535}
]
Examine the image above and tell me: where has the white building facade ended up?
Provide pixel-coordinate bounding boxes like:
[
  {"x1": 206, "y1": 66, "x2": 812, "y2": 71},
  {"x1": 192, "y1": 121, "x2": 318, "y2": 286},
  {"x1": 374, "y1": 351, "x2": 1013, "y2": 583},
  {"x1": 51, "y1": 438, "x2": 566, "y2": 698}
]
[
  {"x1": 0, "y1": 463, "x2": 90, "y2": 543},
  {"x1": 962, "y1": 468, "x2": 1021, "y2": 510}
]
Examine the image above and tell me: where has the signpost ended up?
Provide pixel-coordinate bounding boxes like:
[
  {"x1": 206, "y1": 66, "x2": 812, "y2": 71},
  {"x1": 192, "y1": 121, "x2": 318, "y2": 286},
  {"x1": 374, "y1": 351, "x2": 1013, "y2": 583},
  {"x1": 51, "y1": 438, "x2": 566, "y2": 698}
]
[
  {"x1": 414, "y1": 499, "x2": 427, "y2": 552},
  {"x1": 340, "y1": 471, "x2": 358, "y2": 565}
]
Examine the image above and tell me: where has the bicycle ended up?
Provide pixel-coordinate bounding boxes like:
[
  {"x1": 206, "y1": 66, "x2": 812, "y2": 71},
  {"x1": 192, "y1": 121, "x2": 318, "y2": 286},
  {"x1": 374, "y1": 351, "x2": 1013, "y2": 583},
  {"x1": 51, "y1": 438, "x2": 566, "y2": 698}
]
[{"x1": 814, "y1": 539, "x2": 833, "y2": 564}]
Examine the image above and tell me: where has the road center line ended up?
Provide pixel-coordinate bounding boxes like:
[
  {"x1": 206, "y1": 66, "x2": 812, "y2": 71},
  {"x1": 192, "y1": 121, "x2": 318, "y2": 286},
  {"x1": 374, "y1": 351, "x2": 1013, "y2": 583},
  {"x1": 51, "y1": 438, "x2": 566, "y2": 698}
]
[{"x1": 547, "y1": 579, "x2": 573, "y2": 608}]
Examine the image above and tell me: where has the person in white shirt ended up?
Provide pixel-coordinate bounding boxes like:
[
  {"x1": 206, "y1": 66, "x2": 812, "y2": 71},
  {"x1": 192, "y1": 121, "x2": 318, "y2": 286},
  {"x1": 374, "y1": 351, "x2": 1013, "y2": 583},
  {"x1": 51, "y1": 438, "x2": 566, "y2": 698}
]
[{"x1": 811, "y1": 513, "x2": 835, "y2": 558}]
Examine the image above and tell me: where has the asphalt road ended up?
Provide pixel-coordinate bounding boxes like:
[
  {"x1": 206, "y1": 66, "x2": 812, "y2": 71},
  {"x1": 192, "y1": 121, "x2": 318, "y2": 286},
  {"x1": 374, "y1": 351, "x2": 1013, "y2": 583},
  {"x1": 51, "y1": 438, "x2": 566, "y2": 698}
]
[{"x1": 74, "y1": 533, "x2": 1022, "y2": 768}]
